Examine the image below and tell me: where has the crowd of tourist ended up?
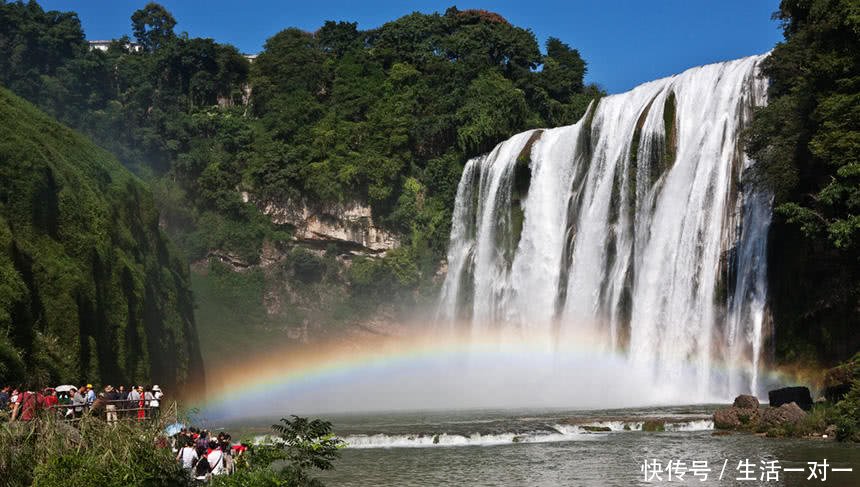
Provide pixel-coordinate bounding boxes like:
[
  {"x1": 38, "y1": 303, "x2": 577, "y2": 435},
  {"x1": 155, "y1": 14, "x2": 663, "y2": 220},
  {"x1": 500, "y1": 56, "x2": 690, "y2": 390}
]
[
  {"x1": 173, "y1": 427, "x2": 248, "y2": 481},
  {"x1": 0, "y1": 383, "x2": 163, "y2": 422},
  {"x1": 2, "y1": 383, "x2": 250, "y2": 483}
]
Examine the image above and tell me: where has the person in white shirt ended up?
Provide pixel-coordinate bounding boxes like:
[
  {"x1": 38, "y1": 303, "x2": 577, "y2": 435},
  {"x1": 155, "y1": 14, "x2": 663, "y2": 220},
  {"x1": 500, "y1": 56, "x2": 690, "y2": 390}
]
[
  {"x1": 143, "y1": 387, "x2": 154, "y2": 419},
  {"x1": 150, "y1": 385, "x2": 162, "y2": 418},
  {"x1": 128, "y1": 386, "x2": 141, "y2": 420},
  {"x1": 207, "y1": 441, "x2": 225, "y2": 476},
  {"x1": 127, "y1": 387, "x2": 140, "y2": 403},
  {"x1": 176, "y1": 440, "x2": 199, "y2": 470}
]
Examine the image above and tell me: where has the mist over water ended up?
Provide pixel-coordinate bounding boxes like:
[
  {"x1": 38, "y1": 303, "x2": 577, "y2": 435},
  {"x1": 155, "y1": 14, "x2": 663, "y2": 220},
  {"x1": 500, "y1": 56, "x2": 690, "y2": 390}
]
[
  {"x1": 437, "y1": 55, "x2": 771, "y2": 404},
  {"x1": 206, "y1": 328, "x2": 758, "y2": 420},
  {"x1": 274, "y1": 345, "x2": 686, "y2": 415}
]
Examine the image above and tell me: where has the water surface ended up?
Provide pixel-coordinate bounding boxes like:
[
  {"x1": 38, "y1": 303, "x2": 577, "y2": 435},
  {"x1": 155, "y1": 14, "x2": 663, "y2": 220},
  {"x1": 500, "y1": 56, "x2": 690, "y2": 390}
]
[{"x1": 223, "y1": 406, "x2": 859, "y2": 486}]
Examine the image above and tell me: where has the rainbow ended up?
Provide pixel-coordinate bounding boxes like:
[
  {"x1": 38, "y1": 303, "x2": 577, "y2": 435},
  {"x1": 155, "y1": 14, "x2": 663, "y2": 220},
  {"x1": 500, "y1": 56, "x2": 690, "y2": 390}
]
[
  {"x1": 197, "y1": 330, "x2": 610, "y2": 417},
  {"x1": 194, "y1": 328, "x2": 802, "y2": 422}
]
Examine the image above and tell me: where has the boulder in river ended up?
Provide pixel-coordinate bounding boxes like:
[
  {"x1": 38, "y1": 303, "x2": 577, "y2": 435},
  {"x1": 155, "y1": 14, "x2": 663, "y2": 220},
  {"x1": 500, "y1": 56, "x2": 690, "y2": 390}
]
[
  {"x1": 713, "y1": 405, "x2": 760, "y2": 430},
  {"x1": 581, "y1": 425, "x2": 612, "y2": 432},
  {"x1": 761, "y1": 402, "x2": 807, "y2": 427},
  {"x1": 732, "y1": 394, "x2": 759, "y2": 409},
  {"x1": 715, "y1": 395, "x2": 812, "y2": 436},
  {"x1": 768, "y1": 386, "x2": 813, "y2": 411},
  {"x1": 641, "y1": 420, "x2": 665, "y2": 432}
]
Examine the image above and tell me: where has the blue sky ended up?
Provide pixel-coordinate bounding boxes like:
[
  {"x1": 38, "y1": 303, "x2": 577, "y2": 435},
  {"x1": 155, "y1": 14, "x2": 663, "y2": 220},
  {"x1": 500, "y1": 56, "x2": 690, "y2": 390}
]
[{"x1": 40, "y1": 0, "x2": 783, "y2": 93}]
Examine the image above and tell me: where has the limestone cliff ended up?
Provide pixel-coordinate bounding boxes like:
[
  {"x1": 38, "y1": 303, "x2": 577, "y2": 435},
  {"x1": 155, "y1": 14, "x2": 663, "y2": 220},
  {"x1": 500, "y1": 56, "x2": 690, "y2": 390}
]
[{"x1": 242, "y1": 193, "x2": 400, "y2": 254}]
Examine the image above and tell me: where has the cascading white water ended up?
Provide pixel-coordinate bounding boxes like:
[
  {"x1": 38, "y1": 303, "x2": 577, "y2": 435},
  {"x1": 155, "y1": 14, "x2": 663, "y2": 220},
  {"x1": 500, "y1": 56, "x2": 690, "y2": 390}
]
[{"x1": 438, "y1": 55, "x2": 771, "y2": 401}]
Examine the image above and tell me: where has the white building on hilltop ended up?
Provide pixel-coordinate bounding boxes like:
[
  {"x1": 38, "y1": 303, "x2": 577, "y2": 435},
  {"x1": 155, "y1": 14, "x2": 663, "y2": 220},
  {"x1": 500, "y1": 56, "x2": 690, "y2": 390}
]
[
  {"x1": 88, "y1": 40, "x2": 142, "y2": 53},
  {"x1": 89, "y1": 39, "x2": 256, "y2": 60}
]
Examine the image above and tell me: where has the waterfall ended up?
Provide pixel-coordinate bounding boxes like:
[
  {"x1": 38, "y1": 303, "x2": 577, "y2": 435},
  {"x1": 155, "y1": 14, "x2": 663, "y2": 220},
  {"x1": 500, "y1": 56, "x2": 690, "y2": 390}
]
[{"x1": 438, "y1": 55, "x2": 770, "y2": 400}]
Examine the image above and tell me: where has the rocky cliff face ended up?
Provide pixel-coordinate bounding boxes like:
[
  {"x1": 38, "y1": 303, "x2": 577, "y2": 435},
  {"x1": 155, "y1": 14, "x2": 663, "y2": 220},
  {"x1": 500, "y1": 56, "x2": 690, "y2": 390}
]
[{"x1": 242, "y1": 193, "x2": 400, "y2": 254}]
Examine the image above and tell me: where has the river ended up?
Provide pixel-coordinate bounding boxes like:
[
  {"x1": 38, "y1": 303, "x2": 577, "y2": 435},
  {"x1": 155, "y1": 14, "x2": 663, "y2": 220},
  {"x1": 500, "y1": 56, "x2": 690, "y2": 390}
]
[{"x1": 224, "y1": 405, "x2": 859, "y2": 486}]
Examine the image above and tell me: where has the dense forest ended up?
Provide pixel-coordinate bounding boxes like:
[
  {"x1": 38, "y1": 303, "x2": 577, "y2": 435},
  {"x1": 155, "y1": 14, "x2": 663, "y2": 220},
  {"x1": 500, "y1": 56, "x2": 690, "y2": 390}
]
[
  {"x1": 0, "y1": 1, "x2": 596, "y2": 262},
  {"x1": 747, "y1": 0, "x2": 859, "y2": 364},
  {"x1": 0, "y1": 0, "x2": 856, "y2": 379},
  {"x1": 0, "y1": 1, "x2": 599, "y2": 366},
  {"x1": 0, "y1": 87, "x2": 204, "y2": 390}
]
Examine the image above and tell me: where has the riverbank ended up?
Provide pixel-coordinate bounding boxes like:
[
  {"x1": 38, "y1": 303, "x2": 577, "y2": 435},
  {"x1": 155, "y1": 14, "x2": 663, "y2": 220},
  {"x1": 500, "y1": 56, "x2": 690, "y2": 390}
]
[{"x1": 712, "y1": 354, "x2": 860, "y2": 442}]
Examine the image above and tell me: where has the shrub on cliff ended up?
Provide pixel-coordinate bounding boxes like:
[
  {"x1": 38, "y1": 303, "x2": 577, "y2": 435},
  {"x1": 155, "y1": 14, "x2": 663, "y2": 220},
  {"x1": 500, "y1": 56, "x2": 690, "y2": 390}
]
[
  {"x1": 827, "y1": 353, "x2": 860, "y2": 442},
  {"x1": 289, "y1": 248, "x2": 327, "y2": 284},
  {"x1": 830, "y1": 381, "x2": 860, "y2": 442}
]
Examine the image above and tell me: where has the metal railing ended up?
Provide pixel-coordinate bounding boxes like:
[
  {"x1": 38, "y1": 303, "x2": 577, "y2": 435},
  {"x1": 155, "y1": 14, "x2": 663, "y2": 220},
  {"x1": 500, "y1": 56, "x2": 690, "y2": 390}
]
[{"x1": 49, "y1": 399, "x2": 165, "y2": 422}]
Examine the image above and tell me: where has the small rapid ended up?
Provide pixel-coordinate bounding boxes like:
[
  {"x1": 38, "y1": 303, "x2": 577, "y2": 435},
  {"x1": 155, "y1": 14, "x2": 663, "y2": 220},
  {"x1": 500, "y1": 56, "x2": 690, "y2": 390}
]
[{"x1": 339, "y1": 419, "x2": 715, "y2": 449}]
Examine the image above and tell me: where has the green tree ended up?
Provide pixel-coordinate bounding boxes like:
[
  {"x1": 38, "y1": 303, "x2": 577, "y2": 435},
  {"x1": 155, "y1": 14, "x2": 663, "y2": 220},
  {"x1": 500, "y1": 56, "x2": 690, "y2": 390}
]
[
  {"x1": 749, "y1": 0, "x2": 860, "y2": 249},
  {"x1": 0, "y1": 1, "x2": 90, "y2": 111},
  {"x1": 317, "y1": 20, "x2": 361, "y2": 56},
  {"x1": 272, "y1": 416, "x2": 344, "y2": 473},
  {"x1": 457, "y1": 71, "x2": 529, "y2": 153},
  {"x1": 213, "y1": 416, "x2": 345, "y2": 487},
  {"x1": 131, "y1": 2, "x2": 176, "y2": 52},
  {"x1": 542, "y1": 37, "x2": 587, "y2": 101},
  {"x1": 252, "y1": 28, "x2": 327, "y2": 120}
]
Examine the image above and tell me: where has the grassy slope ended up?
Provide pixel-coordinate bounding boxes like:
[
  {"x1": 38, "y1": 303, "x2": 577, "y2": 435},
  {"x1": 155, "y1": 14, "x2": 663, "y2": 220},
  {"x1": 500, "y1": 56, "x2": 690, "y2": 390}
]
[{"x1": 0, "y1": 87, "x2": 203, "y2": 391}]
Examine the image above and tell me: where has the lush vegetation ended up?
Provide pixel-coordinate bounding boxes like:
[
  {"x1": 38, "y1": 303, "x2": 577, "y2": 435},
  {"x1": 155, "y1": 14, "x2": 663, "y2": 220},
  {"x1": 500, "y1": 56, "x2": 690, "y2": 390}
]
[
  {"x1": 1, "y1": 414, "x2": 186, "y2": 487},
  {"x1": 0, "y1": 0, "x2": 275, "y2": 267},
  {"x1": 211, "y1": 416, "x2": 345, "y2": 487},
  {"x1": 0, "y1": 1, "x2": 599, "y2": 360},
  {"x1": 0, "y1": 412, "x2": 341, "y2": 487},
  {"x1": 0, "y1": 87, "x2": 204, "y2": 389},
  {"x1": 746, "y1": 0, "x2": 859, "y2": 365},
  {"x1": 827, "y1": 352, "x2": 860, "y2": 442}
]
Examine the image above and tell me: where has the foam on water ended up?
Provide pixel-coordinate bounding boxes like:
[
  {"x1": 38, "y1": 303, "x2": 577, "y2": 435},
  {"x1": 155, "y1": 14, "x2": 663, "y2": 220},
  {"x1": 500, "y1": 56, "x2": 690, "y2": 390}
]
[
  {"x1": 343, "y1": 429, "x2": 593, "y2": 449},
  {"x1": 336, "y1": 420, "x2": 715, "y2": 449}
]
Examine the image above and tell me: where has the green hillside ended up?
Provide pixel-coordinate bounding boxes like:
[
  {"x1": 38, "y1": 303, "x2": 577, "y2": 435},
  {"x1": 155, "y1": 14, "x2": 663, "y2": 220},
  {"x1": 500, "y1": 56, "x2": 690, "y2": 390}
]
[{"x1": 0, "y1": 87, "x2": 204, "y2": 390}]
